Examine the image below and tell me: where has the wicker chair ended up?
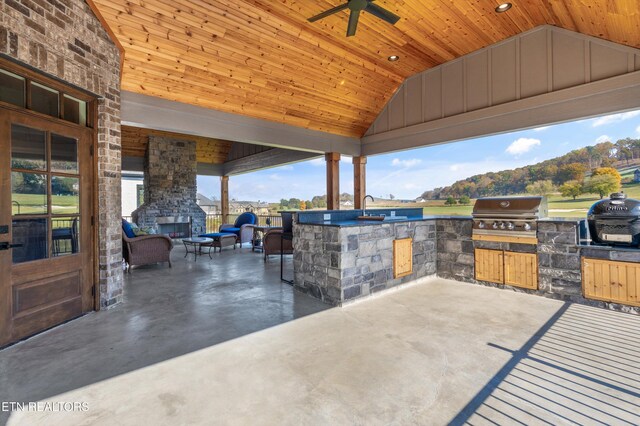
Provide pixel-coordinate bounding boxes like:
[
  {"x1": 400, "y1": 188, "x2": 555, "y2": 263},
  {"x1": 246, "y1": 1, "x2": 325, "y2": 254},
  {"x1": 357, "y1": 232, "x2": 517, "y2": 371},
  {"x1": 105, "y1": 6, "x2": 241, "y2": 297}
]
[
  {"x1": 263, "y1": 228, "x2": 293, "y2": 261},
  {"x1": 220, "y1": 212, "x2": 258, "y2": 246},
  {"x1": 122, "y1": 221, "x2": 173, "y2": 271}
]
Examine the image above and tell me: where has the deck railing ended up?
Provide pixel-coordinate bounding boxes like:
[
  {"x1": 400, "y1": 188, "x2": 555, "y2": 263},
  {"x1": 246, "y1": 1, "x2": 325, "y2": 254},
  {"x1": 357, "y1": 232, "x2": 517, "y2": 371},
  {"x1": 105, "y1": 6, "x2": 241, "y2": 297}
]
[
  {"x1": 205, "y1": 213, "x2": 282, "y2": 232},
  {"x1": 122, "y1": 214, "x2": 282, "y2": 233}
]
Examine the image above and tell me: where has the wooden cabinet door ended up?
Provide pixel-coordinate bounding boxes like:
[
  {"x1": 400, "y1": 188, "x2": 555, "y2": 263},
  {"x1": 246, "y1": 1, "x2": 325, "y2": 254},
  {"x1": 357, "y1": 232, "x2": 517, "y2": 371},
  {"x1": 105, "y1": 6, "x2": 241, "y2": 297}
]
[
  {"x1": 393, "y1": 238, "x2": 413, "y2": 278},
  {"x1": 504, "y1": 252, "x2": 538, "y2": 290},
  {"x1": 475, "y1": 248, "x2": 504, "y2": 284},
  {"x1": 583, "y1": 258, "x2": 640, "y2": 307}
]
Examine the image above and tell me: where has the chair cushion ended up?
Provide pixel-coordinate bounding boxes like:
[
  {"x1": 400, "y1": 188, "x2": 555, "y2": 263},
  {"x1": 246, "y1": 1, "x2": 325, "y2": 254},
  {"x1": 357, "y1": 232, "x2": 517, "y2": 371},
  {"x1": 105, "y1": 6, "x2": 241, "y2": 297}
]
[
  {"x1": 199, "y1": 232, "x2": 237, "y2": 240},
  {"x1": 122, "y1": 219, "x2": 136, "y2": 238},
  {"x1": 219, "y1": 227, "x2": 241, "y2": 234},
  {"x1": 234, "y1": 212, "x2": 257, "y2": 227}
]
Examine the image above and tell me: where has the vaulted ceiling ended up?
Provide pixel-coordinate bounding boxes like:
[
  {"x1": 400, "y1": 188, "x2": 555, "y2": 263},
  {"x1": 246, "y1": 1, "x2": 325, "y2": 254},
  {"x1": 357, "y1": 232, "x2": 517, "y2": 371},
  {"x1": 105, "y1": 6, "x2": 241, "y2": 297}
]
[{"x1": 92, "y1": 0, "x2": 640, "y2": 137}]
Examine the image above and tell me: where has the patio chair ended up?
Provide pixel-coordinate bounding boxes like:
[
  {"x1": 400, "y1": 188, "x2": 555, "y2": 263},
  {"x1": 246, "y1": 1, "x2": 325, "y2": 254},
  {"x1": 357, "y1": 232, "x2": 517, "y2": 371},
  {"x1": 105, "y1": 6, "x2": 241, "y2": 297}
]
[
  {"x1": 263, "y1": 228, "x2": 293, "y2": 261},
  {"x1": 122, "y1": 219, "x2": 173, "y2": 272},
  {"x1": 219, "y1": 212, "x2": 258, "y2": 246}
]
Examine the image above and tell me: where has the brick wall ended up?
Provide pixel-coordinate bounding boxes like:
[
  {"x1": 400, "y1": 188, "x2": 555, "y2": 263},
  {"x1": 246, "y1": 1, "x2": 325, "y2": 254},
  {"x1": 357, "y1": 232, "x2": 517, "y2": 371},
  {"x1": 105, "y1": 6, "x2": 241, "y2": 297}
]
[{"x1": 1, "y1": 0, "x2": 123, "y2": 307}]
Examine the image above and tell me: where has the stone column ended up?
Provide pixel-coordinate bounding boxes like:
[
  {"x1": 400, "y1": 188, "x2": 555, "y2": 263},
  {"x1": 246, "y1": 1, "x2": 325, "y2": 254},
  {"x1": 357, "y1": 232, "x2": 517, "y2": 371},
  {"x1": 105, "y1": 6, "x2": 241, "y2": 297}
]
[
  {"x1": 325, "y1": 153, "x2": 340, "y2": 210},
  {"x1": 353, "y1": 156, "x2": 367, "y2": 209},
  {"x1": 221, "y1": 176, "x2": 229, "y2": 224}
]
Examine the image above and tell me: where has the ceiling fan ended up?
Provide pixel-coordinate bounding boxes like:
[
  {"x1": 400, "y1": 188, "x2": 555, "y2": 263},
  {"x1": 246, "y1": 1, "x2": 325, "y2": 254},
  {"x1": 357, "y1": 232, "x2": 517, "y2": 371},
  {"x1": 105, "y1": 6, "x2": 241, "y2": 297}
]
[{"x1": 308, "y1": 0, "x2": 401, "y2": 37}]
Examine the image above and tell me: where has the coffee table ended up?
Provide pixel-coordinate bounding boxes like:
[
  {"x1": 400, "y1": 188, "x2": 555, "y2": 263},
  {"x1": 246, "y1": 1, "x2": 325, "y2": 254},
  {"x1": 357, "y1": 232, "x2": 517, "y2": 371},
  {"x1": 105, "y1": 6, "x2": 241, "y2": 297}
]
[{"x1": 182, "y1": 237, "x2": 214, "y2": 261}]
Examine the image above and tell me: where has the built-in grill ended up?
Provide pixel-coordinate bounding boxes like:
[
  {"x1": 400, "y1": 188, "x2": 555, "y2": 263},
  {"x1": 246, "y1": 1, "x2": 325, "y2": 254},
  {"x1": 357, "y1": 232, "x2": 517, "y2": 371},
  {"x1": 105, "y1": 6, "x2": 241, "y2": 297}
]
[
  {"x1": 587, "y1": 193, "x2": 640, "y2": 247},
  {"x1": 472, "y1": 196, "x2": 548, "y2": 239}
]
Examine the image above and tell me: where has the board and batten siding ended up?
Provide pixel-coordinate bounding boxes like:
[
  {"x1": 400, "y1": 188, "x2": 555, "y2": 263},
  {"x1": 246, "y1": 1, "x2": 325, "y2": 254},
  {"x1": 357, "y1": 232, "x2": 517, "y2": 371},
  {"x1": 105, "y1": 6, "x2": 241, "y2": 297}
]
[{"x1": 363, "y1": 25, "x2": 640, "y2": 155}]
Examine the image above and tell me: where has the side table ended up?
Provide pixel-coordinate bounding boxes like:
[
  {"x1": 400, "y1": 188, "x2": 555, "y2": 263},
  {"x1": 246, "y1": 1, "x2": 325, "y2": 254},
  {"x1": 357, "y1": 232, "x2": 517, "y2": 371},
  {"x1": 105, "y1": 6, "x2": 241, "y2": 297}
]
[{"x1": 182, "y1": 237, "x2": 214, "y2": 261}]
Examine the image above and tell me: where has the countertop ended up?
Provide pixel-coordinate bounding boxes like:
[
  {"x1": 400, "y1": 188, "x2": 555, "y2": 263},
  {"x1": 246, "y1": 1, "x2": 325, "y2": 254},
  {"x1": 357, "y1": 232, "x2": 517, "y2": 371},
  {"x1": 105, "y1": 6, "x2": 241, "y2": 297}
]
[
  {"x1": 297, "y1": 215, "x2": 470, "y2": 227},
  {"x1": 578, "y1": 243, "x2": 640, "y2": 253}
]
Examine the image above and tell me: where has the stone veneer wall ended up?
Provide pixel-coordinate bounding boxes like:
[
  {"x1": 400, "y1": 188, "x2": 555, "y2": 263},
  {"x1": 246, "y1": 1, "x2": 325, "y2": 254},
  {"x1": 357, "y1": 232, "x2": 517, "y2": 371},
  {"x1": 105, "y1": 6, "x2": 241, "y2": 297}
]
[
  {"x1": 537, "y1": 220, "x2": 582, "y2": 299},
  {"x1": 1, "y1": 0, "x2": 123, "y2": 307},
  {"x1": 132, "y1": 136, "x2": 206, "y2": 235},
  {"x1": 293, "y1": 220, "x2": 436, "y2": 305},
  {"x1": 436, "y1": 219, "x2": 475, "y2": 283},
  {"x1": 540, "y1": 221, "x2": 640, "y2": 314}
]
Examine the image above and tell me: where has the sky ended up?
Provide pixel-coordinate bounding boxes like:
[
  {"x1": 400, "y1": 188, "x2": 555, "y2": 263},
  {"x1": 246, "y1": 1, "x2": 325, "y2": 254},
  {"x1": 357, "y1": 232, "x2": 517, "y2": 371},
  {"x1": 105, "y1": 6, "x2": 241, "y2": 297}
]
[{"x1": 196, "y1": 109, "x2": 640, "y2": 203}]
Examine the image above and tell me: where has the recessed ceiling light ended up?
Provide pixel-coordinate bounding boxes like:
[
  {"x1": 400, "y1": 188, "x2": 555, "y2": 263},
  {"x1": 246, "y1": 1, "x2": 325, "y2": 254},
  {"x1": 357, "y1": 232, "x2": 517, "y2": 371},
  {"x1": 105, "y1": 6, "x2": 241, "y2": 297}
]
[
  {"x1": 388, "y1": 55, "x2": 400, "y2": 62},
  {"x1": 495, "y1": 2, "x2": 512, "y2": 13}
]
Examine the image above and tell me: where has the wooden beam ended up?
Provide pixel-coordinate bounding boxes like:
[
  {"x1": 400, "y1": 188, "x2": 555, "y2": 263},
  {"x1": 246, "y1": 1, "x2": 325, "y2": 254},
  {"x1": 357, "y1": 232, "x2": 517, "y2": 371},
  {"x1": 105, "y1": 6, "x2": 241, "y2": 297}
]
[
  {"x1": 121, "y1": 92, "x2": 361, "y2": 156},
  {"x1": 223, "y1": 148, "x2": 319, "y2": 176},
  {"x1": 221, "y1": 176, "x2": 229, "y2": 225},
  {"x1": 353, "y1": 156, "x2": 367, "y2": 210},
  {"x1": 326, "y1": 152, "x2": 340, "y2": 210}
]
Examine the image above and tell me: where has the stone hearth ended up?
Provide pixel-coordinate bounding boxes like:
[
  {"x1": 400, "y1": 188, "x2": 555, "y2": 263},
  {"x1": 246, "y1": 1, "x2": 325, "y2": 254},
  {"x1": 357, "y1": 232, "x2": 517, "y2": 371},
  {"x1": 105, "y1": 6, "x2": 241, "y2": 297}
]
[{"x1": 132, "y1": 136, "x2": 206, "y2": 236}]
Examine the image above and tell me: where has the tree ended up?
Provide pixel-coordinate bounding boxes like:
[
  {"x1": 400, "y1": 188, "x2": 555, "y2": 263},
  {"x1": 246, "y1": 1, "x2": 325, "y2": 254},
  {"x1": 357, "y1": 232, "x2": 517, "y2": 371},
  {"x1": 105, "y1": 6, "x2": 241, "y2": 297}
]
[
  {"x1": 459, "y1": 195, "x2": 471, "y2": 205},
  {"x1": 339, "y1": 192, "x2": 353, "y2": 202},
  {"x1": 311, "y1": 195, "x2": 327, "y2": 208},
  {"x1": 288, "y1": 198, "x2": 301, "y2": 209},
  {"x1": 526, "y1": 180, "x2": 555, "y2": 196},
  {"x1": 555, "y1": 163, "x2": 587, "y2": 184},
  {"x1": 559, "y1": 180, "x2": 583, "y2": 200},
  {"x1": 591, "y1": 167, "x2": 622, "y2": 186},
  {"x1": 389, "y1": 194, "x2": 395, "y2": 200},
  {"x1": 299, "y1": 201, "x2": 306, "y2": 210},
  {"x1": 585, "y1": 174, "x2": 620, "y2": 199},
  {"x1": 279, "y1": 198, "x2": 289, "y2": 209},
  {"x1": 444, "y1": 196, "x2": 457, "y2": 206}
]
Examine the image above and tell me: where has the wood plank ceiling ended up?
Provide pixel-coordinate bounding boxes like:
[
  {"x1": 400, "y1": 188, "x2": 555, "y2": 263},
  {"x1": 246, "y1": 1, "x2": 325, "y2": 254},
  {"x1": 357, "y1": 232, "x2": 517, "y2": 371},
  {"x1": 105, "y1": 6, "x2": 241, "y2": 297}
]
[
  {"x1": 121, "y1": 125, "x2": 234, "y2": 163},
  {"x1": 93, "y1": 0, "x2": 640, "y2": 137}
]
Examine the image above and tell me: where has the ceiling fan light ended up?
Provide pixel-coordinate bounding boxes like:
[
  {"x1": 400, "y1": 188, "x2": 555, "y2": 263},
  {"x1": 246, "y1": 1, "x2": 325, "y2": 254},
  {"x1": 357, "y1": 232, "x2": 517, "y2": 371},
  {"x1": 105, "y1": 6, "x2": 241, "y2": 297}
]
[
  {"x1": 388, "y1": 55, "x2": 400, "y2": 62},
  {"x1": 495, "y1": 3, "x2": 512, "y2": 13}
]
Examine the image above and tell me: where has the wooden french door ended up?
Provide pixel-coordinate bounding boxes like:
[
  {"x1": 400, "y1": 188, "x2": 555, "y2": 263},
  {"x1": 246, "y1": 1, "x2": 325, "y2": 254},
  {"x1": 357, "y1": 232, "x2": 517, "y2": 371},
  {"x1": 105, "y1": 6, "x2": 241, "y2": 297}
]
[{"x1": 0, "y1": 107, "x2": 94, "y2": 347}]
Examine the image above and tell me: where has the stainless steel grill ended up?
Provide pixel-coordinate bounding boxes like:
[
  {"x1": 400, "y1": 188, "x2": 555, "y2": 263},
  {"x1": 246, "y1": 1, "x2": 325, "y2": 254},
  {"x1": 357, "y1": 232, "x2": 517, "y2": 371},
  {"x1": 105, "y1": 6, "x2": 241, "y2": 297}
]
[{"x1": 472, "y1": 196, "x2": 548, "y2": 239}]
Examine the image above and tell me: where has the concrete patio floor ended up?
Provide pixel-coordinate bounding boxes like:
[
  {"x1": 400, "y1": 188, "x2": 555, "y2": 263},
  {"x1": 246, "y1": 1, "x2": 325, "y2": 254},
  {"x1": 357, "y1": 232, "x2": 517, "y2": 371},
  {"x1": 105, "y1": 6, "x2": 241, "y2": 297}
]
[{"x1": 2, "y1": 246, "x2": 640, "y2": 425}]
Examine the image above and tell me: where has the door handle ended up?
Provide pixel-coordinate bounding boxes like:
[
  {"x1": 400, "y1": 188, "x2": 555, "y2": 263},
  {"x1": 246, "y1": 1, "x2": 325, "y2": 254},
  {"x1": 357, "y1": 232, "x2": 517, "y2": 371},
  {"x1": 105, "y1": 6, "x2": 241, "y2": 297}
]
[{"x1": 0, "y1": 242, "x2": 23, "y2": 250}]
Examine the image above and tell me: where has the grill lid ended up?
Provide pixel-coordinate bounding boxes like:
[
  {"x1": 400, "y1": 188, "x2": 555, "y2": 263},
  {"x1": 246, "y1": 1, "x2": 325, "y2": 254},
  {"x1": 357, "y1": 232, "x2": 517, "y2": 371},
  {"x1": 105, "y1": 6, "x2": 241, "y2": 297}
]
[
  {"x1": 472, "y1": 196, "x2": 548, "y2": 218},
  {"x1": 588, "y1": 192, "x2": 640, "y2": 217}
]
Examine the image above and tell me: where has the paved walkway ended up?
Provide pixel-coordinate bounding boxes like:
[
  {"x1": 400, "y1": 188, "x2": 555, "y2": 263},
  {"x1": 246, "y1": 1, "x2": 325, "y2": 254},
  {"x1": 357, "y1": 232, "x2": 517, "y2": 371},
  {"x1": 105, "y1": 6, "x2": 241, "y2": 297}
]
[{"x1": 2, "y1": 248, "x2": 640, "y2": 425}]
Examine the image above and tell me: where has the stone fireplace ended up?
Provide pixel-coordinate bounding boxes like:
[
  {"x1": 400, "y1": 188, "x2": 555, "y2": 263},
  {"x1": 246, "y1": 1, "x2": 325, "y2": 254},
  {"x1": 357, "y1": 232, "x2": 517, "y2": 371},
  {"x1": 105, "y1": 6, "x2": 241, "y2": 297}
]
[{"x1": 132, "y1": 136, "x2": 206, "y2": 237}]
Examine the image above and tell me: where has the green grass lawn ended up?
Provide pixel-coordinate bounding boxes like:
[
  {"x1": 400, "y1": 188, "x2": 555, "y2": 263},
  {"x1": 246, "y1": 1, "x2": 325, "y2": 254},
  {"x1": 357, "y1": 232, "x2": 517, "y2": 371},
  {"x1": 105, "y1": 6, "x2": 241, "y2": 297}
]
[
  {"x1": 12, "y1": 193, "x2": 79, "y2": 216},
  {"x1": 422, "y1": 205, "x2": 473, "y2": 216}
]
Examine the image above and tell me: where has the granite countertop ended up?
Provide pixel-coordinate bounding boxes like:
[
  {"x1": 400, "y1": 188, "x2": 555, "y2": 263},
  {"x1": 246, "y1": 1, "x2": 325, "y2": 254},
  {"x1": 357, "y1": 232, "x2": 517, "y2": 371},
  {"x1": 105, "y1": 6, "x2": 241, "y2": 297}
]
[
  {"x1": 298, "y1": 215, "x2": 471, "y2": 227},
  {"x1": 578, "y1": 243, "x2": 640, "y2": 253},
  {"x1": 538, "y1": 217, "x2": 583, "y2": 223}
]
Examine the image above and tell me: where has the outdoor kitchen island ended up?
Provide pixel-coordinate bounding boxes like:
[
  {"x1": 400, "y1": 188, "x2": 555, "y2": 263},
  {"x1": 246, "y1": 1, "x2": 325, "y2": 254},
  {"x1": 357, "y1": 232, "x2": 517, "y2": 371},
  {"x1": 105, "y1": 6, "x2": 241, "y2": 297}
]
[
  {"x1": 293, "y1": 209, "x2": 640, "y2": 314},
  {"x1": 293, "y1": 208, "x2": 438, "y2": 305}
]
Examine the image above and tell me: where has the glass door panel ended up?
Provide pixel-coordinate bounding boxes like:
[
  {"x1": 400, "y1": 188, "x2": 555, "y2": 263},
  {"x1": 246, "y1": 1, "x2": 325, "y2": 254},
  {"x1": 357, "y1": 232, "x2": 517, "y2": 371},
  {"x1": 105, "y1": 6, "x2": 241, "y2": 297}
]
[
  {"x1": 10, "y1": 124, "x2": 82, "y2": 264},
  {"x1": 11, "y1": 218, "x2": 48, "y2": 264},
  {"x1": 11, "y1": 125, "x2": 46, "y2": 170}
]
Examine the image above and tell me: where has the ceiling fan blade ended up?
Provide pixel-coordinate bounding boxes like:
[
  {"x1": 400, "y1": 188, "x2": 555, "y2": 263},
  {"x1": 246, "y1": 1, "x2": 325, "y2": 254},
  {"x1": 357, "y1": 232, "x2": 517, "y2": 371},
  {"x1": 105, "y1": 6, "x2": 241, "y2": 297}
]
[
  {"x1": 308, "y1": 3, "x2": 349, "y2": 22},
  {"x1": 346, "y1": 9, "x2": 360, "y2": 37},
  {"x1": 364, "y1": 3, "x2": 400, "y2": 25}
]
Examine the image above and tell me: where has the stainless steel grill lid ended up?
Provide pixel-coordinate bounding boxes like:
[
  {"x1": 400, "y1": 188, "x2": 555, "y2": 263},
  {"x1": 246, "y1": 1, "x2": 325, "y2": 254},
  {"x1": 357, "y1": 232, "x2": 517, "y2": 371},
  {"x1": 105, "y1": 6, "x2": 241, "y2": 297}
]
[
  {"x1": 471, "y1": 196, "x2": 548, "y2": 239},
  {"x1": 472, "y1": 196, "x2": 548, "y2": 218}
]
